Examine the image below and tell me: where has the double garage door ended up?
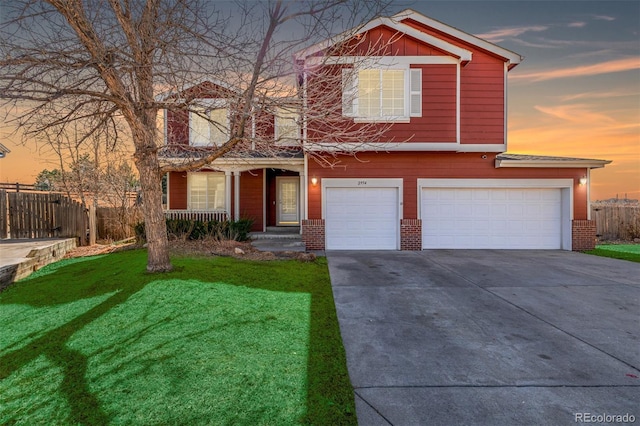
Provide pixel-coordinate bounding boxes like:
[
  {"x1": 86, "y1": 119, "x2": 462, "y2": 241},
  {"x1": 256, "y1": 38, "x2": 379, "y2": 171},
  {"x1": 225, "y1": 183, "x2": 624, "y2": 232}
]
[{"x1": 324, "y1": 179, "x2": 566, "y2": 250}]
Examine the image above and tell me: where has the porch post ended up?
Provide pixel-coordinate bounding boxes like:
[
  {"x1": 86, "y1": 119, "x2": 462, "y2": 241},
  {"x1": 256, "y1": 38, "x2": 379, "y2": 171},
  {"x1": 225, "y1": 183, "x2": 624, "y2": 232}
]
[
  {"x1": 224, "y1": 171, "x2": 232, "y2": 220},
  {"x1": 233, "y1": 171, "x2": 241, "y2": 221}
]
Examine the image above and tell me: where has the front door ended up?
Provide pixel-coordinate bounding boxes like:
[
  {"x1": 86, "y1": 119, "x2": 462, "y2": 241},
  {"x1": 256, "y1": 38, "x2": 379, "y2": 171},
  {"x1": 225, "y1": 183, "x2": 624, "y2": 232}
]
[{"x1": 276, "y1": 176, "x2": 299, "y2": 226}]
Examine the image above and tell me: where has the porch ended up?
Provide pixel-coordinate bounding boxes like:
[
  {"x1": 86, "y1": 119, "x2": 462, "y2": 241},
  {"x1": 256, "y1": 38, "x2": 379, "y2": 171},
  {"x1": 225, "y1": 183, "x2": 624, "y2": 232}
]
[{"x1": 165, "y1": 156, "x2": 307, "y2": 233}]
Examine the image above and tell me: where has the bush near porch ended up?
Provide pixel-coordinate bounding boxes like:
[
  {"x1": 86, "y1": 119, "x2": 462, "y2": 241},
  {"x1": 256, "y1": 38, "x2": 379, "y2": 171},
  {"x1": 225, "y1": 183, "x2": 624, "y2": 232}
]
[{"x1": 135, "y1": 218, "x2": 255, "y2": 242}]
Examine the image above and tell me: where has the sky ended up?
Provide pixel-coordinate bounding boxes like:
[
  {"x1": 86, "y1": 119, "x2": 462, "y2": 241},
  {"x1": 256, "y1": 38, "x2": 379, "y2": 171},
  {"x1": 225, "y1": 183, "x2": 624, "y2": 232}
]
[{"x1": 1, "y1": 1, "x2": 639, "y2": 201}]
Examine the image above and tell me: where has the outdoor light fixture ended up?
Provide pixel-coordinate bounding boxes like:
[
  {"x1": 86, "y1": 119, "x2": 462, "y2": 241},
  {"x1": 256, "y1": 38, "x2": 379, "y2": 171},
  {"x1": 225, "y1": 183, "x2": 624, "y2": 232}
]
[
  {"x1": 311, "y1": 177, "x2": 318, "y2": 186},
  {"x1": 579, "y1": 176, "x2": 587, "y2": 186}
]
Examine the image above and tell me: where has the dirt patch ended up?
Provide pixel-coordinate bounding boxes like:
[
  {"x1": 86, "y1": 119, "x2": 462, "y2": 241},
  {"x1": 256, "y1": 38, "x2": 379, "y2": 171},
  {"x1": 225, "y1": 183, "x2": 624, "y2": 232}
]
[{"x1": 64, "y1": 239, "x2": 316, "y2": 262}]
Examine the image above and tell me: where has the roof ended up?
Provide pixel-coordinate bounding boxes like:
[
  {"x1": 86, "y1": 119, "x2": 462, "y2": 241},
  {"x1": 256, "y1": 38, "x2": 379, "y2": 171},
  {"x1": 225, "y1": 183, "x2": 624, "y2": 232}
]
[
  {"x1": 0, "y1": 143, "x2": 10, "y2": 158},
  {"x1": 295, "y1": 9, "x2": 522, "y2": 67},
  {"x1": 495, "y1": 153, "x2": 611, "y2": 169}
]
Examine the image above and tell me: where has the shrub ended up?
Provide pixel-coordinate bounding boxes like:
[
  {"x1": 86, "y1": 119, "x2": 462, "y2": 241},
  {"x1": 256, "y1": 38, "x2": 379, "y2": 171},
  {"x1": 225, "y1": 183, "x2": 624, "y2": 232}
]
[{"x1": 135, "y1": 218, "x2": 255, "y2": 243}]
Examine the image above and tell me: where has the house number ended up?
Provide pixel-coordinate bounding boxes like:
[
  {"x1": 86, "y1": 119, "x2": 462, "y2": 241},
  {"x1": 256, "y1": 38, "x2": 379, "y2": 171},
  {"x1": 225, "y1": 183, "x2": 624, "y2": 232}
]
[{"x1": 357, "y1": 180, "x2": 367, "y2": 185}]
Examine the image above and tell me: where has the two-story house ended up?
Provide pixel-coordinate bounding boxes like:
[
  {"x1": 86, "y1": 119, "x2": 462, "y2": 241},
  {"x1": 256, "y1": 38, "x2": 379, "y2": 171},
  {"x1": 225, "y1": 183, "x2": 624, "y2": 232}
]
[{"x1": 161, "y1": 9, "x2": 609, "y2": 251}]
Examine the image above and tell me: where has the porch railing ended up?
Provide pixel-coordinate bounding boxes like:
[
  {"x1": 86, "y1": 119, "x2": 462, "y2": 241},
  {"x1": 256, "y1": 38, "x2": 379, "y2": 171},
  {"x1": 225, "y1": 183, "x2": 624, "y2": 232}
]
[{"x1": 164, "y1": 209, "x2": 229, "y2": 222}]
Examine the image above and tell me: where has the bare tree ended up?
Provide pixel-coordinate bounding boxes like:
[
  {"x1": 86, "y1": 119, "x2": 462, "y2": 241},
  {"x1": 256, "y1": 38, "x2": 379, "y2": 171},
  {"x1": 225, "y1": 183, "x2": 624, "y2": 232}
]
[{"x1": 1, "y1": 0, "x2": 391, "y2": 272}]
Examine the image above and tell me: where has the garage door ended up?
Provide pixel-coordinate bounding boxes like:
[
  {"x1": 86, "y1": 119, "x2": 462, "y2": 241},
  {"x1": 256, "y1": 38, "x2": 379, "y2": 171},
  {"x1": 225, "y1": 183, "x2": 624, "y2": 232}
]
[
  {"x1": 421, "y1": 188, "x2": 562, "y2": 249},
  {"x1": 325, "y1": 186, "x2": 399, "y2": 249}
]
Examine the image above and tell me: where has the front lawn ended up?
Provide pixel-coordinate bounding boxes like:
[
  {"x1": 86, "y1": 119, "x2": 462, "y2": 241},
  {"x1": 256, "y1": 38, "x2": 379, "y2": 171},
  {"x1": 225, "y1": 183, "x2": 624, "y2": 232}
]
[
  {"x1": 585, "y1": 244, "x2": 640, "y2": 263},
  {"x1": 0, "y1": 250, "x2": 356, "y2": 425}
]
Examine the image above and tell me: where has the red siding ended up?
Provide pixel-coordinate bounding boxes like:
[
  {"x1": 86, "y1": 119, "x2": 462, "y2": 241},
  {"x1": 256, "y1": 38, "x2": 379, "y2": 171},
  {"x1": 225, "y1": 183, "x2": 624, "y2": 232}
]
[
  {"x1": 309, "y1": 21, "x2": 508, "y2": 146},
  {"x1": 308, "y1": 152, "x2": 588, "y2": 220},
  {"x1": 168, "y1": 171, "x2": 187, "y2": 209}
]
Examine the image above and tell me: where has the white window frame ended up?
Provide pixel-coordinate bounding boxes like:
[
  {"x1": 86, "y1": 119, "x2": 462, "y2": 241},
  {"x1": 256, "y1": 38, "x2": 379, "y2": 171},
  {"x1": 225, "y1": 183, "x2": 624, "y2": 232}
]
[
  {"x1": 187, "y1": 172, "x2": 226, "y2": 211},
  {"x1": 189, "y1": 99, "x2": 229, "y2": 147},
  {"x1": 342, "y1": 66, "x2": 422, "y2": 122}
]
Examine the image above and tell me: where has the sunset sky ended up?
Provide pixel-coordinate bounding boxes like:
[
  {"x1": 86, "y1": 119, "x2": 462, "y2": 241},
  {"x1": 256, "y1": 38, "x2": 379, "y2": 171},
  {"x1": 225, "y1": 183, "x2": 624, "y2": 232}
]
[{"x1": 1, "y1": 1, "x2": 638, "y2": 201}]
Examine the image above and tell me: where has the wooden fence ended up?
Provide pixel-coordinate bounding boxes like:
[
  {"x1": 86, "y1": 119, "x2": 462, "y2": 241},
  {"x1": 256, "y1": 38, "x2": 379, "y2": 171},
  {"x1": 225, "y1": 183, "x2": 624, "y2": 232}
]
[
  {"x1": 97, "y1": 206, "x2": 143, "y2": 241},
  {"x1": 1, "y1": 190, "x2": 88, "y2": 244},
  {"x1": 591, "y1": 204, "x2": 640, "y2": 241}
]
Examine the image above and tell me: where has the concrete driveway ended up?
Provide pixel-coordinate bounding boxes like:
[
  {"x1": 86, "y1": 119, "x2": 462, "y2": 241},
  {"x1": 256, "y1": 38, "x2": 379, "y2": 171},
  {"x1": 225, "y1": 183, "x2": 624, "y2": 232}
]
[{"x1": 326, "y1": 250, "x2": 640, "y2": 425}]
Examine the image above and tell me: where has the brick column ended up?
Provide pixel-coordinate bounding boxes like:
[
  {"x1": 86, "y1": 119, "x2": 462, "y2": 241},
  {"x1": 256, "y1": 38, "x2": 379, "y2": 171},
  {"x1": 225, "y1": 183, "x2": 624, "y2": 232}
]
[
  {"x1": 302, "y1": 219, "x2": 325, "y2": 250},
  {"x1": 401, "y1": 219, "x2": 422, "y2": 251},
  {"x1": 572, "y1": 220, "x2": 596, "y2": 251}
]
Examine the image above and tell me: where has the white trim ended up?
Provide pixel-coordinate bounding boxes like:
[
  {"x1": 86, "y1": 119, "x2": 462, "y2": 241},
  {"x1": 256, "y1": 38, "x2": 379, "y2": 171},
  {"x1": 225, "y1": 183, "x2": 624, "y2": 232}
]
[
  {"x1": 417, "y1": 178, "x2": 573, "y2": 250},
  {"x1": 495, "y1": 159, "x2": 610, "y2": 169},
  {"x1": 392, "y1": 9, "x2": 523, "y2": 66},
  {"x1": 224, "y1": 171, "x2": 232, "y2": 215},
  {"x1": 163, "y1": 109, "x2": 168, "y2": 145},
  {"x1": 456, "y1": 62, "x2": 461, "y2": 144},
  {"x1": 303, "y1": 154, "x2": 309, "y2": 220},
  {"x1": 322, "y1": 178, "x2": 404, "y2": 250},
  {"x1": 295, "y1": 17, "x2": 473, "y2": 62},
  {"x1": 262, "y1": 168, "x2": 267, "y2": 232},
  {"x1": 233, "y1": 171, "x2": 240, "y2": 221},
  {"x1": 165, "y1": 172, "x2": 170, "y2": 210},
  {"x1": 417, "y1": 178, "x2": 574, "y2": 189},
  {"x1": 304, "y1": 142, "x2": 506, "y2": 152},
  {"x1": 586, "y1": 168, "x2": 592, "y2": 220},
  {"x1": 306, "y1": 55, "x2": 460, "y2": 67},
  {"x1": 504, "y1": 62, "x2": 508, "y2": 148}
]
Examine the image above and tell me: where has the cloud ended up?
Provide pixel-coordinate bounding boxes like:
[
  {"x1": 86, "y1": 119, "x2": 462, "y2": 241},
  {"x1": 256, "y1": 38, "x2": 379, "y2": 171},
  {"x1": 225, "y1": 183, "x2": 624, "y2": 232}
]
[
  {"x1": 475, "y1": 25, "x2": 548, "y2": 42},
  {"x1": 511, "y1": 57, "x2": 640, "y2": 82},
  {"x1": 559, "y1": 90, "x2": 640, "y2": 102},
  {"x1": 534, "y1": 104, "x2": 617, "y2": 124},
  {"x1": 568, "y1": 22, "x2": 587, "y2": 28},
  {"x1": 593, "y1": 15, "x2": 616, "y2": 21}
]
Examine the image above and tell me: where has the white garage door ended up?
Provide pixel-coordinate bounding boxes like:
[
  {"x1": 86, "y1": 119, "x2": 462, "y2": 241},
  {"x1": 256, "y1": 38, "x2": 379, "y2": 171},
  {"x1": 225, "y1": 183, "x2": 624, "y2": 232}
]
[
  {"x1": 421, "y1": 188, "x2": 562, "y2": 249},
  {"x1": 326, "y1": 187, "x2": 399, "y2": 249}
]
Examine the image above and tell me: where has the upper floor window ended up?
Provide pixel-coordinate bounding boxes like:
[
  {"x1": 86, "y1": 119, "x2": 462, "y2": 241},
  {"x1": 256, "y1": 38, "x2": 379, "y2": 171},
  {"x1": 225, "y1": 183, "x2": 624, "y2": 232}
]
[
  {"x1": 189, "y1": 100, "x2": 229, "y2": 147},
  {"x1": 274, "y1": 107, "x2": 299, "y2": 145},
  {"x1": 342, "y1": 68, "x2": 422, "y2": 121}
]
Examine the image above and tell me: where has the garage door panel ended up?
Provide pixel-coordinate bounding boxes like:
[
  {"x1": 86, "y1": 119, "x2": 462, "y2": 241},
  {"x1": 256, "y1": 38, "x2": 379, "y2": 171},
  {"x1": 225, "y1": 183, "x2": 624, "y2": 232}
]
[
  {"x1": 326, "y1": 186, "x2": 398, "y2": 250},
  {"x1": 422, "y1": 188, "x2": 562, "y2": 249}
]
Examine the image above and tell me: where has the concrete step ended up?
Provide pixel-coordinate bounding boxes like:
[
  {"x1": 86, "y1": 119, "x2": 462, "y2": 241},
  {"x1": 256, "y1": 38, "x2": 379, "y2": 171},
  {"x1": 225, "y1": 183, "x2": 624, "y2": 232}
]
[
  {"x1": 249, "y1": 232, "x2": 302, "y2": 240},
  {"x1": 265, "y1": 226, "x2": 300, "y2": 233}
]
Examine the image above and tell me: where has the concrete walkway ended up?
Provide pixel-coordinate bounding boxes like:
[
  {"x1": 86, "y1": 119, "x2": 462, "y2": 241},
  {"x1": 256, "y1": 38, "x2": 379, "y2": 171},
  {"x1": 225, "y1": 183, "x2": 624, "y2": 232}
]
[
  {"x1": 327, "y1": 250, "x2": 640, "y2": 425},
  {"x1": 0, "y1": 238, "x2": 76, "y2": 289}
]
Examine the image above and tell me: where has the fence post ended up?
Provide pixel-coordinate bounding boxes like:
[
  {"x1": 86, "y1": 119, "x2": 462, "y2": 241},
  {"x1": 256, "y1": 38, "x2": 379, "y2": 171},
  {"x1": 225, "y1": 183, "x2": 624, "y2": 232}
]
[{"x1": 89, "y1": 203, "x2": 97, "y2": 245}]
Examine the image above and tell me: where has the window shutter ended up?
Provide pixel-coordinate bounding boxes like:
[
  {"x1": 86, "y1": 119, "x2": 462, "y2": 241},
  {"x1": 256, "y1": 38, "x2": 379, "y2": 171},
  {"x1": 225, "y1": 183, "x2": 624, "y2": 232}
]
[
  {"x1": 409, "y1": 69, "x2": 422, "y2": 117},
  {"x1": 342, "y1": 68, "x2": 357, "y2": 116}
]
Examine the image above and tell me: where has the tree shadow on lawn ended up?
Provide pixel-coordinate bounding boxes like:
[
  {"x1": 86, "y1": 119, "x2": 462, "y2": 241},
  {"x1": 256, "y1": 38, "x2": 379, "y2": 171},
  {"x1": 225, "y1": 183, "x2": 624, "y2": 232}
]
[{"x1": 0, "y1": 250, "x2": 355, "y2": 425}]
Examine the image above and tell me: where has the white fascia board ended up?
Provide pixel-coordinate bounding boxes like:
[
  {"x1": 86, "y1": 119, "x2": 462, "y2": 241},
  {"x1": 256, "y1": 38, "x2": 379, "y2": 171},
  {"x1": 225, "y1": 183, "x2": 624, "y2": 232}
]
[
  {"x1": 160, "y1": 157, "x2": 304, "y2": 173},
  {"x1": 305, "y1": 55, "x2": 459, "y2": 67},
  {"x1": 393, "y1": 9, "x2": 523, "y2": 66},
  {"x1": 295, "y1": 17, "x2": 472, "y2": 62},
  {"x1": 495, "y1": 159, "x2": 611, "y2": 169},
  {"x1": 303, "y1": 142, "x2": 506, "y2": 153}
]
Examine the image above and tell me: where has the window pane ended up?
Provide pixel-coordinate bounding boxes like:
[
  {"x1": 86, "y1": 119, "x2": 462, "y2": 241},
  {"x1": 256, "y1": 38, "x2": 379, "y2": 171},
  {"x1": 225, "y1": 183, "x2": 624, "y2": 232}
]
[
  {"x1": 358, "y1": 69, "x2": 381, "y2": 117},
  {"x1": 209, "y1": 108, "x2": 228, "y2": 146},
  {"x1": 275, "y1": 108, "x2": 299, "y2": 143},
  {"x1": 189, "y1": 174, "x2": 208, "y2": 209},
  {"x1": 381, "y1": 70, "x2": 404, "y2": 116},
  {"x1": 206, "y1": 174, "x2": 226, "y2": 210},
  {"x1": 190, "y1": 109, "x2": 210, "y2": 146}
]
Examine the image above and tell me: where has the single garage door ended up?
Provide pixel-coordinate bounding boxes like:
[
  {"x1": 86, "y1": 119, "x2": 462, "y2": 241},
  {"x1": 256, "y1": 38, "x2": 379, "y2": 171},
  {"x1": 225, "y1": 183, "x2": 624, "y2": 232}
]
[
  {"x1": 421, "y1": 187, "x2": 562, "y2": 249},
  {"x1": 325, "y1": 186, "x2": 399, "y2": 249}
]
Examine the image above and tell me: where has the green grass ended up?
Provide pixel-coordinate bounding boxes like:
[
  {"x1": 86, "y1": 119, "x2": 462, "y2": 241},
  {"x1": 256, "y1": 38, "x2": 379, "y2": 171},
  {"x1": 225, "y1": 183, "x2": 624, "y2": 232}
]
[
  {"x1": 585, "y1": 244, "x2": 640, "y2": 263},
  {"x1": 0, "y1": 250, "x2": 356, "y2": 425}
]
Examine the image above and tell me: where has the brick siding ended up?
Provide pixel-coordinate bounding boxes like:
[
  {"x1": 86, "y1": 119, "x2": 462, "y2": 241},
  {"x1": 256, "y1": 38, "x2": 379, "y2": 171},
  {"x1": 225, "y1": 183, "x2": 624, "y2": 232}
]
[
  {"x1": 401, "y1": 219, "x2": 422, "y2": 251},
  {"x1": 302, "y1": 219, "x2": 325, "y2": 250},
  {"x1": 572, "y1": 220, "x2": 596, "y2": 251}
]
